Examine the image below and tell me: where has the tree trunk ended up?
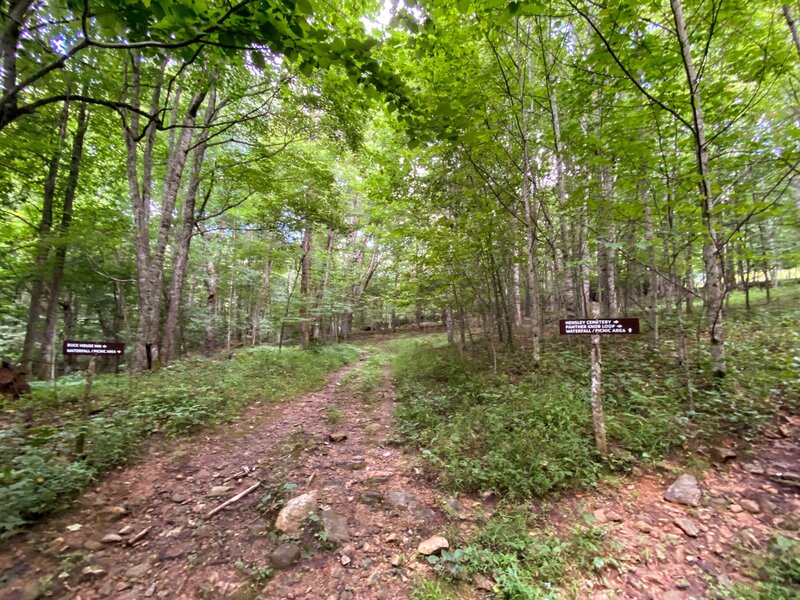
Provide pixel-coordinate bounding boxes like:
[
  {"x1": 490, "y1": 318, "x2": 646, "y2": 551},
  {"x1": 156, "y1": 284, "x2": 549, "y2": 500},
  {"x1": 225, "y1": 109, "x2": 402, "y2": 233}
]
[
  {"x1": 784, "y1": 5, "x2": 800, "y2": 58},
  {"x1": 161, "y1": 90, "x2": 215, "y2": 364},
  {"x1": 125, "y1": 52, "x2": 207, "y2": 372},
  {"x1": 578, "y1": 205, "x2": 592, "y2": 318},
  {"x1": 62, "y1": 291, "x2": 77, "y2": 372},
  {"x1": 299, "y1": 223, "x2": 313, "y2": 349},
  {"x1": 589, "y1": 298, "x2": 607, "y2": 457},
  {"x1": 226, "y1": 263, "x2": 236, "y2": 352},
  {"x1": 20, "y1": 98, "x2": 69, "y2": 375},
  {"x1": 520, "y1": 129, "x2": 542, "y2": 363},
  {"x1": 252, "y1": 257, "x2": 272, "y2": 346},
  {"x1": 671, "y1": 0, "x2": 726, "y2": 377},
  {"x1": 598, "y1": 169, "x2": 619, "y2": 318},
  {"x1": 313, "y1": 228, "x2": 334, "y2": 342},
  {"x1": 39, "y1": 100, "x2": 89, "y2": 378},
  {"x1": 204, "y1": 257, "x2": 217, "y2": 354},
  {"x1": 125, "y1": 53, "x2": 163, "y2": 372},
  {"x1": 512, "y1": 262, "x2": 523, "y2": 328},
  {"x1": 685, "y1": 244, "x2": 696, "y2": 314},
  {"x1": 445, "y1": 308, "x2": 454, "y2": 344},
  {"x1": 0, "y1": 0, "x2": 36, "y2": 125},
  {"x1": 644, "y1": 205, "x2": 659, "y2": 352}
]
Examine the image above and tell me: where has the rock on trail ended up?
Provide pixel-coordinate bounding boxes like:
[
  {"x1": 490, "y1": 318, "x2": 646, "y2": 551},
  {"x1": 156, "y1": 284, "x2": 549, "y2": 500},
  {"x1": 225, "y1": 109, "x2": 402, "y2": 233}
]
[
  {"x1": 417, "y1": 535, "x2": 449, "y2": 555},
  {"x1": 275, "y1": 490, "x2": 319, "y2": 534},
  {"x1": 664, "y1": 473, "x2": 702, "y2": 507}
]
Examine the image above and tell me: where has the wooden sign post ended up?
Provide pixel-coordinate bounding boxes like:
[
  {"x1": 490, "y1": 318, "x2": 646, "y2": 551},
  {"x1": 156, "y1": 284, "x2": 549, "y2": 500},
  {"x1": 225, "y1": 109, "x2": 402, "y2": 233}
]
[
  {"x1": 63, "y1": 340, "x2": 125, "y2": 456},
  {"x1": 559, "y1": 314, "x2": 639, "y2": 457}
]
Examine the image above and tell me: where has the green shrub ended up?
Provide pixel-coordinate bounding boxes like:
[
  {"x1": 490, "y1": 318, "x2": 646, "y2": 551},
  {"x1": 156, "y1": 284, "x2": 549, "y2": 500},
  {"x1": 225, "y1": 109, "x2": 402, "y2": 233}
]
[{"x1": 417, "y1": 510, "x2": 609, "y2": 598}]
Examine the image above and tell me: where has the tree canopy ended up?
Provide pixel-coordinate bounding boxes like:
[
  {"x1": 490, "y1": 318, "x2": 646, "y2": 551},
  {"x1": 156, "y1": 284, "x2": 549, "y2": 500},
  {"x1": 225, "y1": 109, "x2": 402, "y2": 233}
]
[{"x1": 0, "y1": 0, "x2": 797, "y2": 379}]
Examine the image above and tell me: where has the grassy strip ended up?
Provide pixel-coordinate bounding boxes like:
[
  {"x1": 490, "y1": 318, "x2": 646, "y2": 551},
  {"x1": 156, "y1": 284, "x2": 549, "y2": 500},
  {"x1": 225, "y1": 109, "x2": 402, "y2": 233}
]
[
  {"x1": 0, "y1": 344, "x2": 359, "y2": 536},
  {"x1": 337, "y1": 348, "x2": 389, "y2": 406},
  {"x1": 392, "y1": 286, "x2": 799, "y2": 499}
]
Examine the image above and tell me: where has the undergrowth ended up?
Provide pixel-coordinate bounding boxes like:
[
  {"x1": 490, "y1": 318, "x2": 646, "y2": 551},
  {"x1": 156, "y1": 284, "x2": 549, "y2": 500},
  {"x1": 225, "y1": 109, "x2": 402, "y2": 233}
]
[
  {"x1": 392, "y1": 286, "x2": 799, "y2": 499},
  {"x1": 714, "y1": 535, "x2": 800, "y2": 599},
  {"x1": 0, "y1": 344, "x2": 358, "y2": 537},
  {"x1": 413, "y1": 510, "x2": 612, "y2": 599}
]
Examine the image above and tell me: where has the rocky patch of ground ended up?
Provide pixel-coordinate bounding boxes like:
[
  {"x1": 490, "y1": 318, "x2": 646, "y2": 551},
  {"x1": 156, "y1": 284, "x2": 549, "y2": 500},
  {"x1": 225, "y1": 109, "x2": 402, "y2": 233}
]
[{"x1": 564, "y1": 416, "x2": 800, "y2": 599}]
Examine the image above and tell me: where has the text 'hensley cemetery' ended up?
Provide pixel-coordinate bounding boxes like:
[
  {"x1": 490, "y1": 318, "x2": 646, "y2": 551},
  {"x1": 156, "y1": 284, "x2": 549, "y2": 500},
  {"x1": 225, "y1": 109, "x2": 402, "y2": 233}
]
[{"x1": 559, "y1": 318, "x2": 640, "y2": 335}]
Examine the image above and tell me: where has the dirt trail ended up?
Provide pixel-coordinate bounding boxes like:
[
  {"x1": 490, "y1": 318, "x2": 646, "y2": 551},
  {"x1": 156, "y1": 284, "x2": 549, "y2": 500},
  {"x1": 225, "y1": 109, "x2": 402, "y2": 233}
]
[
  {"x1": 0, "y1": 354, "x2": 456, "y2": 600},
  {"x1": 1, "y1": 350, "x2": 798, "y2": 600}
]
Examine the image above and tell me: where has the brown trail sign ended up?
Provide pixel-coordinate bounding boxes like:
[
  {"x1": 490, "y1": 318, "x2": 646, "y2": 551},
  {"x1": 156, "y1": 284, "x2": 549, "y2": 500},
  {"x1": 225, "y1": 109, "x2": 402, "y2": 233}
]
[
  {"x1": 559, "y1": 315, "x2": 640, "y2": 458},
  {"x1": 62, "y1": 340, "x2": 125, "y2": 455},
  {"x1": 63, "y1": 340, "x2": 125, "y2": 356},
  {"x1": 559, "y1": 318, "x2": 639, "y2": 335}
]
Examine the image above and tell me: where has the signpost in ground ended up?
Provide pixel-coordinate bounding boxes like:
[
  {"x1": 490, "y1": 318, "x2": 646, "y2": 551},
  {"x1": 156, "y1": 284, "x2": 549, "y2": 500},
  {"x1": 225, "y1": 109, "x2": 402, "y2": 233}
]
[
  {"x1": 63, "y1": 340, "x2": 125, "y2": 455},
  {"x1": 559, "y1": 313, "x2": 640, "y2": 457}
]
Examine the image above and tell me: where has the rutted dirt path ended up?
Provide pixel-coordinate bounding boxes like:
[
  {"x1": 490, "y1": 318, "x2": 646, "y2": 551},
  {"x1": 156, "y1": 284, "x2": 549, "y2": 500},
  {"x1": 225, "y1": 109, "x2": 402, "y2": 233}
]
[
  {"x1": 0, "y1": 352, "x2": 459, "y2": 600},
  {"x1": 1, "y1": 348, "x2": 798, "y2": 600}
]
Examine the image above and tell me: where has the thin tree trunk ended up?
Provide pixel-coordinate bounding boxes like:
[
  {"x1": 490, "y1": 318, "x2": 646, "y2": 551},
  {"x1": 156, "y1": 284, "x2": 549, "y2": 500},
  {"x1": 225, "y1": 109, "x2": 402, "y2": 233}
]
[
  {"x1": 685, "y1": 243, "x2": 696, "y2": 314},
  {"x1": 578, "y1": 205, "x2": 592, "y2": 318},
  {"x1": 299, "y1": 223, "x2": 313, "y2": 349},
  {"x1": 21, "y1": 98, "x2": 70, "y2": 375},
  {"x1": 598, "y1": 169, "x2": 619, "y2": 318},
  {"x1": 39, "y1": 100, "x2": 89, "y2": 378},
  {"x1": 252, "y1": 257, "x2": 272, "y2": 346},
  {"x1": 226, "y1": 264, "x2": 236, "y2": 352},
  {"x1": 784, "y1": 5, "x2": 800, "y2": 58},
  {"x1": 512, "y1": 263, "x2": 523, "y2": 327},
  {"x1": 671, "y1": 0, "x2": 726, "y2": 377},
  {"x1": 279, "y1": 263, "x2": 301, "y2": 351},
  {"x1": 62, "y1": 291, "x2": 77, "y2": 371},
  {"x1": 675, "y1": 295, "x2": 694, "y2": 409},
  {"x1": 644, "y1": 205, "x2": 659, "y2": 352},
  {"x1": 521, "y1": 136, "x2": 542, "y2": 363},
  {"x1": 313, "y1": 229, "x2": 334, "y2": 342},
  {"x1": 542, "y1": 45, "x2": 575, "y2": 317},
  {"x1": 589, "y1": 300, "x2": 607, "y2": 456},
  {"x1": 204, "y1": 257, "x2": 217, "y2": 354}
]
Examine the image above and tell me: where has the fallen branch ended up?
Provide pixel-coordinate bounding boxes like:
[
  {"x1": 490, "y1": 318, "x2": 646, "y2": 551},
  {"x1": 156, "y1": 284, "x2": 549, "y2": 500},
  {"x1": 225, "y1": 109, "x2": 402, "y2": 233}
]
[
  {"x1": 223, "y1": 466, "x2": 256, "y2": 483},
  {"x1": 205, "y1": 481, "x2": 261, "y2": 519}
]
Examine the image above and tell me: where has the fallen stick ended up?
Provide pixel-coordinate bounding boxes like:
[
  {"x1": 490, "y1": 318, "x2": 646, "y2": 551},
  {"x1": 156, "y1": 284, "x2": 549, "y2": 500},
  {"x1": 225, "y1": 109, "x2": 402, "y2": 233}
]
[
  {"x1": 206, "y1": 481, "x2": 262, "y2": 519},
  {"x1": 223, "y1": 467, "x2": 257, "y2": 483},
  {"x1": 127, "y1": 526, "x2": 152, "y2": 546}
]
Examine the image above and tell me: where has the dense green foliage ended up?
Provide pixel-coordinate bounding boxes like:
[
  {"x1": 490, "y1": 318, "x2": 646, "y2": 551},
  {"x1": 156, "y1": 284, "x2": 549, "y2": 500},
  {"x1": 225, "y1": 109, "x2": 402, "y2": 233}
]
[
  {"x1": 0, "y1": 344, "x2": 358, "y2": 535},
  {"x1": 392, "y1": 287, "x2": 799, "y2": 499},
  {"x1": 1, "y1": 6, "x2": 799, "y2": 586}
]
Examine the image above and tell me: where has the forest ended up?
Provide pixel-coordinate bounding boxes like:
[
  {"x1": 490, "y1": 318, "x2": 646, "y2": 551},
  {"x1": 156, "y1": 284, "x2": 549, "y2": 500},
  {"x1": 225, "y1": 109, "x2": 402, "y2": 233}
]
[{"x1": 1, "y1": 1, "x2": 799, "y2": 599}]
